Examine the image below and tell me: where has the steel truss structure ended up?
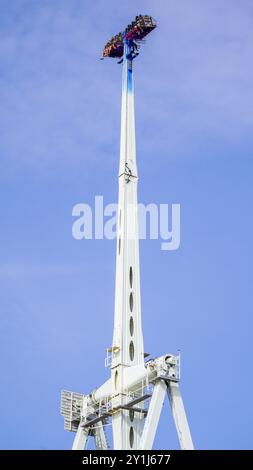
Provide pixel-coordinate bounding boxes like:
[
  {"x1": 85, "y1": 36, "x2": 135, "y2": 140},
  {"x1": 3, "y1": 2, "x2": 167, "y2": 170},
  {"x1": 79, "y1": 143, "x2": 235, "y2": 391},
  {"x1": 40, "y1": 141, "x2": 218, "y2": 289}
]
[{"x1": 61, "y1": 16, "x2": 194, "y2": 451}]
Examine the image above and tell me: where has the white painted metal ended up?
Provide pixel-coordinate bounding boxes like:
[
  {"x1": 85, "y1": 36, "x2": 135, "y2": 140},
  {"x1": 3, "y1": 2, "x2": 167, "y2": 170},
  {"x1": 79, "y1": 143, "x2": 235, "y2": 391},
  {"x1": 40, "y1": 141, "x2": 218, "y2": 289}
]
[
  {"x1": 167, "y1": 382, "x2": 194, "y2": 450},
  {"x1": 72, "y1": 424, "x2": 89, "y2": 450},
  {"x1": 111, "y1": 40, "x2": 144, "y2": 450},
  {"x1": 63, "y1": 352, "x2": 193, "y2": 449},
  {"x1": 139, "y1": 381, "x2": 167, "y2": 450},
  {"x1": 94, "y1": 355, "x2": 176, "y2": 404},
  {"x1": 94, "y1": 422, "x2": 108, "y2": 450},
  {"x1": 61, "y1": 31, "x2": 195, "y2": 452}
]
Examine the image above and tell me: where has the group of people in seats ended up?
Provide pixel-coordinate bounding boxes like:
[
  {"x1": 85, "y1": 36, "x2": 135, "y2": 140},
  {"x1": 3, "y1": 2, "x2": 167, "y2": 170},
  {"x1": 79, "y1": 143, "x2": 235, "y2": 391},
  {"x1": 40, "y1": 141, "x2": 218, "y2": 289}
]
[
  {"x1": 125, "y1": 15, "x2": 155, "y2": 40},
  {"x1": 102, "y1": 16, "x2": 156, "y2": 59},
  {"x1": 103, "y1": 33, "x2": 123, "y2": 58}
]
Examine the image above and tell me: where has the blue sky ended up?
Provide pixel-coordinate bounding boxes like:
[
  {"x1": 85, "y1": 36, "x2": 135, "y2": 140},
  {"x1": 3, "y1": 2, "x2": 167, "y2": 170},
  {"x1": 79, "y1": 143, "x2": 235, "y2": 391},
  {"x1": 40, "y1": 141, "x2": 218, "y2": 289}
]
[{"x1": 0, "y1": 0, "x2": 252, "y2": 449}]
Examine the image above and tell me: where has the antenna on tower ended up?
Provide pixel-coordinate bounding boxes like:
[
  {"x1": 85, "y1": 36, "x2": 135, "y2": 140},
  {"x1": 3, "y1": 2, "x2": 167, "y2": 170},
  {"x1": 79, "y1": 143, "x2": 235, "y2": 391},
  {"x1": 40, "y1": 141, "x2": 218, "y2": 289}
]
[{"x1": 61, "y1": 15, "x2": 194, "y2": 451}]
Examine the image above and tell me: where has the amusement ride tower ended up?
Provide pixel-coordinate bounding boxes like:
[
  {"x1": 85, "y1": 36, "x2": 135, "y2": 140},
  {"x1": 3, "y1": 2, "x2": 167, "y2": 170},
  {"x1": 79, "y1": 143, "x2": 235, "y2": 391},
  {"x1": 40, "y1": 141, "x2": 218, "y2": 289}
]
[{"x1": 61, "y1": 15, "x2": 194, "y2": 451}]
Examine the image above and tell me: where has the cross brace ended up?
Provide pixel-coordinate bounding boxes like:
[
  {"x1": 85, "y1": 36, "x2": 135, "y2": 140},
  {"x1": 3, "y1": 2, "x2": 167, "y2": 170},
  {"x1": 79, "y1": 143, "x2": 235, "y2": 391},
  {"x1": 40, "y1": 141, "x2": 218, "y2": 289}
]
[{"x1": 61, "y1": 353, "x2": 194, "y2": 450}]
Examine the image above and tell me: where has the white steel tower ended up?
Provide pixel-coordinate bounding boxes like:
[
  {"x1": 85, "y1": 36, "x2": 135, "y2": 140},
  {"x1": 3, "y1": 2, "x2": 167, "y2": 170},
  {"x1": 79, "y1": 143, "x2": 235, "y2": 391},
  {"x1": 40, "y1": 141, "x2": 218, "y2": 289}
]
[{"x1": 61, "y1": 15, "x2": 194, "y2": 451}]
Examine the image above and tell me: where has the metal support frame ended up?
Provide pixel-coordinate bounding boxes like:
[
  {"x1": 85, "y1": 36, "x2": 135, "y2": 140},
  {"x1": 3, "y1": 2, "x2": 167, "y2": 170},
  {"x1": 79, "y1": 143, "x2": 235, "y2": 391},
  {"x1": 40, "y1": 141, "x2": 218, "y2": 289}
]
[
  {"x1": 62, "y1": 353, "x2": 194, "y2": 450},
  {"x1": 94, "y1": 421, "x2": 109, "y2": 450},
  {"x1": 61, "y1": 19, "x2": 194, "y2": 451},
  {"x1": 72, "y1": 424, "x2": 89, "y2": 450},
  {"x1": 139, "y1": 380, "x2": 167, "y2": 450},
  {"x1": 167, "y1": 381, "x2": 194, "y2": 450}
]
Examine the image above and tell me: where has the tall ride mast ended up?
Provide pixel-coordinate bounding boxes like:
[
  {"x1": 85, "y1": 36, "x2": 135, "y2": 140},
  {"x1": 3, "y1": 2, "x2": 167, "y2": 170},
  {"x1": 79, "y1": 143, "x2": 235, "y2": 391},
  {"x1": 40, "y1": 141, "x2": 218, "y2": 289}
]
[
  {"x1": 111, "y1": 37, "x2": 144, "y2": 449},
  {"x1": 61, "y1": 15, "x2": 194, "y2": 451}
]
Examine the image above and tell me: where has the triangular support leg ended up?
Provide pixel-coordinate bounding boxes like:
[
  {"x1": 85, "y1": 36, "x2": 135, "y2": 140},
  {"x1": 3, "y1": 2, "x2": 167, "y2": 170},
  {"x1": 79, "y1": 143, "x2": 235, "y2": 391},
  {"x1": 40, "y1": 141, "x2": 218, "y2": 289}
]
[
  {"x1": 139, "y1": 380, "x2": 167, "y2": 450},
  {"x1": 94, "y1": 421, "x2": 109, "y2": 450},
  {"x1": 72, "y1": 424, "x2": 89, "y2": 450},
  {"x1": 167, "y1": 381, "x2": 194, "y2": 450},
  {"x1": 63, "y1": 354, "x2": 194, "y2": 450}
]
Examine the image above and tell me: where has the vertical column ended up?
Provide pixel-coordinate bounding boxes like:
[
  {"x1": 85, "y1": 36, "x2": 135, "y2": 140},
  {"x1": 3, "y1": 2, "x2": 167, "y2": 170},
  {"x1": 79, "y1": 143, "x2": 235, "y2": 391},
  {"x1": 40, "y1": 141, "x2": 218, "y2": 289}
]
[{"x1": 111, "y1": 40, "x2": 145, "y2": 449}]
